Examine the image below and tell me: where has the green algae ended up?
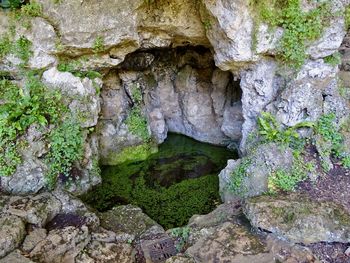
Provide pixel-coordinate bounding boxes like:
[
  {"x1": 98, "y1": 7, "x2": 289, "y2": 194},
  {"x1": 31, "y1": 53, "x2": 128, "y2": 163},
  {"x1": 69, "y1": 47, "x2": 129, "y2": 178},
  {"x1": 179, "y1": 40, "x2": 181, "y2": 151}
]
[{"x1": 81, "y1": 133, "x2": 237, "y2": 229}]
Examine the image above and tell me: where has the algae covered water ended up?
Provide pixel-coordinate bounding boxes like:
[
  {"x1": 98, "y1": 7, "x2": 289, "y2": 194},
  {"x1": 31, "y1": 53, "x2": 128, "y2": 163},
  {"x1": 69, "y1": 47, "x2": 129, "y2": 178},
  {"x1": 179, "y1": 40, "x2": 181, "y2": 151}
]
[{"x1": 82, "y1": 134, "x2": 237, "y2": 229}]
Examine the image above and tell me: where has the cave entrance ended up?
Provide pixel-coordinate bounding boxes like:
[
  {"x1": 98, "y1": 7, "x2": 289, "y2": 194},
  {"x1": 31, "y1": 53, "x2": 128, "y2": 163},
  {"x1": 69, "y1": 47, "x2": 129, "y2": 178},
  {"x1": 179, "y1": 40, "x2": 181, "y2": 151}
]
[{"x1": 83, "y1": 46, "x2": 243, "y2": 229}]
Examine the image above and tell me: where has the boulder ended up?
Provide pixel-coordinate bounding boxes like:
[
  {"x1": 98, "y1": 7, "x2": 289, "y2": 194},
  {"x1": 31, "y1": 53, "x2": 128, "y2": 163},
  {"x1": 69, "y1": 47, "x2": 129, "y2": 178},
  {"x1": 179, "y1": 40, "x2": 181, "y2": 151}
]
[
  {"x1": 22, "y1": 228, "x2": 47, "y2": 253},
  {"x1": 244, "y1": 194, "x2": 350, "y2": 244},
  {"x1": 6, "y1": 193, "x2": 61, "y2": 227},
  {"x1": 219, "y1": 143, "x2": 293, "y2": 202},
  {"x1": 0, "y1": 214, "x2": 26, "y2": 258},
  {"x1": 99, "y1": 205, "x2": 164, "y2": 240},
  {"x1": 29, "y1": 226, "x2": 90, "y2": 263},
  {"x1": 85, "y1": 241, "x2": 135, "y2": 263},
  {"x1": 0, "y1": 250, "x2": 35, "y2": 263}
]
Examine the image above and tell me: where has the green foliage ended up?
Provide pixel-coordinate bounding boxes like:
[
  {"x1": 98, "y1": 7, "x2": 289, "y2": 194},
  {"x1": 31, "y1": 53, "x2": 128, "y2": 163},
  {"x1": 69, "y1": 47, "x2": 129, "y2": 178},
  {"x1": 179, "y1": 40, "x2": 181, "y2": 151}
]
[
  {"x1": 93, "y1": 36, "x2": 104, "y2": 53},
  {"x1": 228, "y1": 158, "x2": 251, "y2": 196},
  {"x1": 170, "y1": 226, "x2": 190, "y2": 252},
  {"x1": 45, "y1": 120, "x2": 84, "y2": 188},
  {"x1": 125, "y1": 84, "x2": 150, "y2": 141},
  {"x1": 57, "y1": 59, "x2": 102, "y2": 80},
  {"x1": 345, "y1": 5, "x2": 350, "y2": 29},
  {"x1": 20, "y1": 1, "x2": 42, "y2": 17},
  {"x1": 251, "y1": 0, "x2": 331, "y2": 68},
  {"x1": 324, "y1": 52, "x2": 342, "y2": 66},
  {"x1": 0, "y1": 35, "x2": 13, "y2": 59},
  {"x1": 258, "y1": 112, "x2": 313, "y2": 148},
  {"x1": 0, "y1": 73, "x2": 65, "y2": 177},
  {"x1": 315, "y1": 113, "x2": 350, "y2": 169},
  {"x1": 0, "y1": 0, "x2": 25, "y2": 9},
  {"x1": 15, "y1": 36, "x2": 32, "y2": 65},
  {"x1": 268, "y1": 152, "x2": 310, "y2": 193}
]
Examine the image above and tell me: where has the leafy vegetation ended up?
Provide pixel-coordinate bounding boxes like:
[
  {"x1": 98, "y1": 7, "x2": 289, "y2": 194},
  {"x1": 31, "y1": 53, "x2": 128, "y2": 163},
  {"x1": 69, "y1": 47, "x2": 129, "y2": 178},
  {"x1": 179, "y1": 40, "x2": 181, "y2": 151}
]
[
  {"x1": 315, "y1": 113, "x2": 350, "y2": 169},
  {"x1": 20, "y1": 0, "x2": 42, "y2": 17},
  {"x1": 258, "y1": 112, "x2": 313, "y2": 149},
  {"x1": 125, "y1": 84, "x2": 151, "y2": 141},
  {"x1": 57, "y1": 59, "x2": 102, "y2": 79},
  {"x1": 0, "y1": 0, "x2": 26, "y2": 9},
  {"x1": 93, "y1": 36, "x2": 104, "y2": 53},
  {"x1": 251, "y1": 0, "x2": 331, "y2": 68},
  {"x1": 46, "y1": 120, "x2": 84, "y2": 188},
  {"x1": 324, "y1": 52, "x2": 342, "y2": 66},
  {"x1": 228, "y1": 158, "x2": 251, "y2": 196},
  {"x1": 170, "y1": 226, "x2": 191, "y2": 252}
]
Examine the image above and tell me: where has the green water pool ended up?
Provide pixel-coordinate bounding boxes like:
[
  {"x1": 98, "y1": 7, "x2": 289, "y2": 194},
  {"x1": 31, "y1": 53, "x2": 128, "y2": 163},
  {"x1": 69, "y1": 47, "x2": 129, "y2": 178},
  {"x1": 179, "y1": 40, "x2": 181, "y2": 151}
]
[{"x1": 81, "y1": 133, "x2": 237, "y2": 229}]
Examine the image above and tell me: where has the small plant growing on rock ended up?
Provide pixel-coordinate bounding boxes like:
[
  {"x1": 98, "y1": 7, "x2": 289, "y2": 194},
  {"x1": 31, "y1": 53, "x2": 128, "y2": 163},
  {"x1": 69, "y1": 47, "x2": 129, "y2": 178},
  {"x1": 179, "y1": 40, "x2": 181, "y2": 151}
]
[
  {"x1": 93, "y1": 36, "x2": 104, "y2": 53},
  {"x1": 170, "y1": 226, "x2": 190, "y2": 252}
]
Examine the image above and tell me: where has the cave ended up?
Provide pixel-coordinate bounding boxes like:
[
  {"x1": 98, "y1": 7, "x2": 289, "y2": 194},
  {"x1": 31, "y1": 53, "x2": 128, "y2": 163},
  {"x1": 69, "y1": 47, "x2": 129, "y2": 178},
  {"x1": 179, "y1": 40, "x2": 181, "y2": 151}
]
[{"x1": 81, "y1": 46, "x2": 243, "y2": 229}]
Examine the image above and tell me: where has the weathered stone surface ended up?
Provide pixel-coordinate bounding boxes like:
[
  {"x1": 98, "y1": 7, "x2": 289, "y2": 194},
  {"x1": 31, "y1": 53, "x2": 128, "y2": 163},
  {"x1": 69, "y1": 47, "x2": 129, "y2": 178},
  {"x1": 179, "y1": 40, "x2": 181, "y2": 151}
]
[
  {"x1": 244, "y1": 194, "x2": 350, "y2": 244},
  {"x1": 200, "y1": 0, "x2": 256, "y2": 70},
  {"x1": 6, "y1": 193, "x2": 61, "y2": 227},
  {"x1": 138, "y1": 0, "x2": 208, "y2": 48},
  {"x1": 30, "y1": 226, "x2": 90, "y2": 263},
  {"x1": 22, "y1": 228, "x2": 47, "y2": 253},
  {"x1": 239, "y1": 59, "x2": 280, "y2": 151},
  {"x1": 219, "y1": 143, "x2": 293, "y2": 202},
  {"x1": 85, "y1": 241, "x2": 135, "y2": 263},
  {"x1": 0, "y1": 158, "x2": 47, "y2": 195},
  {"x1": 0, "y1": 214, "x2": 26, "y2": 258},
  {"x1": 165, "y1": 256, "x2": 195, "y2": 263},
  {"x1": 99, "y1": 205, "x2": 164, "y2": 240},
  {"x1": 42, "y1": 67, "x2": 101, "y2": 128},
  {"x1": 52, "y1": 190, "x2": 100, "y2": 230},
  {"x1": 269, "y1": 60, "x2": 338, "y2": 127},
  {"x1": 186, "y1": 222, "x2": 273, "y2": 263},
  {"x1": 0, "y1": 250, "x2": 35, "y2": 263}
]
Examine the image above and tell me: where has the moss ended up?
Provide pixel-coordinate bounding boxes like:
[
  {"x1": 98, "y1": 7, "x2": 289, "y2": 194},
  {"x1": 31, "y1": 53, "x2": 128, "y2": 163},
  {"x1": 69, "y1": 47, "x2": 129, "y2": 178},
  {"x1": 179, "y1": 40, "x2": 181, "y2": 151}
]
[
  {"x1": 250, "y1": 0, "x2": 332, "y2": 68},
  {"x1": 81, "y1": 134, "x2": 235, "y2": 229},
  {"x1": 106, "y1": 143, "x2": 158, "y2": 165}
]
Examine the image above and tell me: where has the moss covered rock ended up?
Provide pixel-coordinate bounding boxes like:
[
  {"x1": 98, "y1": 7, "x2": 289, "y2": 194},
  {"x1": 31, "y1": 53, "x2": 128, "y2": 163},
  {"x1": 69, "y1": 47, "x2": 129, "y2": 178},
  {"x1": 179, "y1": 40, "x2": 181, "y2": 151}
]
[{"x1": 244, "y1": 194, "x2": 350, "y2": 244}]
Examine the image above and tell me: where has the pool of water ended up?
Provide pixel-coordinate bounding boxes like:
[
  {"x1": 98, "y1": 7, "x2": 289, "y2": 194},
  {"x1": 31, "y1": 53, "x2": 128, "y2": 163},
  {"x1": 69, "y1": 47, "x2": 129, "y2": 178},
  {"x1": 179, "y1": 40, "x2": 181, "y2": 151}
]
[{"x1": 81, "y1": 133, "x2": 237, "y2": 229}]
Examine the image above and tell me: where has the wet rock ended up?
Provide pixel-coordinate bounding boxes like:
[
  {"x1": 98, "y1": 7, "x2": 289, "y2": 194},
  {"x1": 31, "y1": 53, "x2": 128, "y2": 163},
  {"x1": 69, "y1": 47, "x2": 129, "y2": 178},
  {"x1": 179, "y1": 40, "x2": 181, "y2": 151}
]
[
  {"x1": 0, "y1": 214, "x2": 26, "y2": 258},
  {"x1": 85, "y1": 241, "x2": 135, "y2": 263},
  {"x1": 219, "y1": 143, "x2": 293, "y2": 202},
  {"x1": 99, "y1": 205, "x2": 164, "y2": 240},
  {"x1": 22, "y1": 228, "x2": 47, "y2": 253},
  {"x1": 0, "y1": 250, "x2": 35, "y2": 263},
  {"x1": 6, "y1": 193, "x2": 61, "y2": 227},
  {"x1": 186, "y1": 222, "x2": 274, "y2": 263},
  {"x1": 29, "y1": 226, "x2": 90, "y2": 263},
  {"x1": 244, "y1": 194, "x2": 350, "y2": 244}
]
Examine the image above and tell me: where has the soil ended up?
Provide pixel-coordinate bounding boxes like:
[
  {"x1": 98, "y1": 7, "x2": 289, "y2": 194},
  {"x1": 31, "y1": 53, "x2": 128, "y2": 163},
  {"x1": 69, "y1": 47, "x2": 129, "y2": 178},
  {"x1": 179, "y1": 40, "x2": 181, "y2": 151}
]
[{"x1": 297, "y1": 145, "x2": 350, "y2": 263}]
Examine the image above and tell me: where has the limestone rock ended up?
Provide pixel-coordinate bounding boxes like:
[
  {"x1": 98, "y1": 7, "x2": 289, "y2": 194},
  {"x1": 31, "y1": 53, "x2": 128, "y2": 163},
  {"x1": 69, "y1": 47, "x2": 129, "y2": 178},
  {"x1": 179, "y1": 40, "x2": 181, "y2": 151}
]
[
  {"x1": 239, "y1": 59, "x2": 280, "y2": 151},
  {"x1": 0, "y1": 158, "x2": 47, "y2": 195},
  {"x1": 6, "y1": 193, "x2": 61, "y2": 227},
  {"x1": 42, "y1": 67, "x2": 101, "y2": 128},
  {"x1": 186, "y1": 222, "x2": 273, "y2": 263},
  {"x1": 244, "y1": 194, "x2": 350, "y2": 244},
  {"x1": 38, "y1": 0, "x2": 142, "y2": 58},
  {"x1": 99, "y1": 205, "x2": 164, "y2": 240},
  {"x1": 200, "y1": 0, "x2": 256, "y2": 70},
  {"x1": 85, "y1": 241, "x2": 135, "y2": 263},
  {"x1": 52, "y1": 190, "x2": 100, "y2": 230},
  {"x1": 0, "y1": 214, "x2": 26, "y2": 258},
  {"x1": 29, "y1": 226, "x2": 90, "y2": 263},
  {"x1": 219, "y1": 143, "x2": 293, "y2": 202},
  {"x1": 0, "y1": 250, "x2": 35, "y2": 263},
  {"x1": 165, "y1": 256, "x2": 195, "y2": 263},
  {"x1": 22, "y1": 228, "x2": 47, "y2": 253}
]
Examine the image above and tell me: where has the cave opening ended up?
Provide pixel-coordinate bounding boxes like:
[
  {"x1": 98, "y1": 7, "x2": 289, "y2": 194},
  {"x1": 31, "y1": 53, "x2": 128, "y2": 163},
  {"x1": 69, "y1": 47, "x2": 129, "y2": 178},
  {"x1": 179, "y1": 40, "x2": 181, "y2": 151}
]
[{"x1": 82, "y1": 46, "x2": 243, "y2": 229}]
